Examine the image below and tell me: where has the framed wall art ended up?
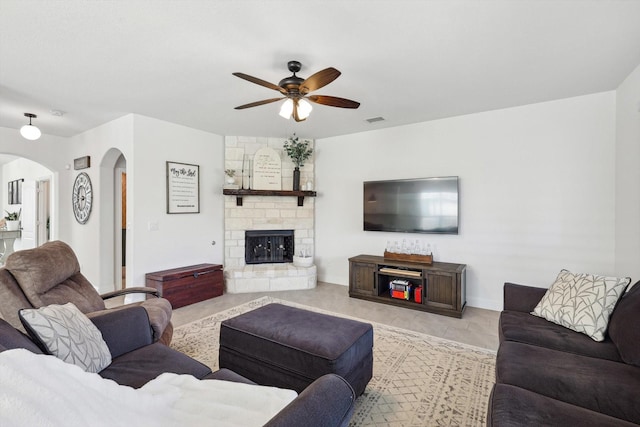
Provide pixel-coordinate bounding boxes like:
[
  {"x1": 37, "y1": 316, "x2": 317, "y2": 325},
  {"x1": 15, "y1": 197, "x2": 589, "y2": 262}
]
[
  {"x1": 74, "y1": 155, "x2": 91, "y2": 170},
  {"x1": 7, "y1": 179, "x2": 23, "y2": 205},
  {"x1": 166, "y1": 161, "x2": 200, "y2": 214}
]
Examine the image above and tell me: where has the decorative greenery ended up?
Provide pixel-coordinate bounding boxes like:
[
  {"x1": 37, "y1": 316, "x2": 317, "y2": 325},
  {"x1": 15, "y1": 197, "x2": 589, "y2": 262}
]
[
  {"x1": 225, "y1": 169, "x2": 236, "y2": 177},
  {"x1": 4, "y1": 209, "x2": 21, "y2": 220},
  {"x1": 283, "y1": 134, "x2": 313, "y2": 168}
]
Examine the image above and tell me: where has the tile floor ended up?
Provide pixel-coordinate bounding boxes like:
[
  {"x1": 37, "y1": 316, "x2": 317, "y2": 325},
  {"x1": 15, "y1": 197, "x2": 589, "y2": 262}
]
[{"x1": 169, "y1": 282, "x2": 501, "y2": 351}]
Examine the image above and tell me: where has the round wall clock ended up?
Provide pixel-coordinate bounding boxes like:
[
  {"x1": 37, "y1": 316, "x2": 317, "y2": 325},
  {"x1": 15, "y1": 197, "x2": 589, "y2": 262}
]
[{"x1": 72, "y1": 172, "x2": 93, "y2": 224}]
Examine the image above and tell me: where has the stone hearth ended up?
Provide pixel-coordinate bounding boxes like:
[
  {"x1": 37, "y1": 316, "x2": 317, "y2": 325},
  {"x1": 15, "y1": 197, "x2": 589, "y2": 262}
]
[{"x1": 225, "y1": 263, "x2": 317, "y2": 293}]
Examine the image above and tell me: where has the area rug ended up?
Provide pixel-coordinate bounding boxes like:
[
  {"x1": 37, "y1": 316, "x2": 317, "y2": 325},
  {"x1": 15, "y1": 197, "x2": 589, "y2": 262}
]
[{"x1": 171, "y1": 297, "x2": 496, "y2": 426}]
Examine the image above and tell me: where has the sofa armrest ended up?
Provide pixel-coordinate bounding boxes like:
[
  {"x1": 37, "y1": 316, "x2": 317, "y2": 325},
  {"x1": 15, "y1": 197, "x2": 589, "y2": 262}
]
[
  {"x1": 264, "y1": 374, "x2": 355, "y2": 427},
  {"x1": 503, "y1": 283, "x2": 548, "y2": 313},
  {"x1": 138, "y1": 298, "x2": 173, "y2": 344},
  {"x1": 100, "y1": 286, "x2": 161, "y2": 300},
  {"x1": 88, "y1": 306, "x2": 153, "y2": 358}
]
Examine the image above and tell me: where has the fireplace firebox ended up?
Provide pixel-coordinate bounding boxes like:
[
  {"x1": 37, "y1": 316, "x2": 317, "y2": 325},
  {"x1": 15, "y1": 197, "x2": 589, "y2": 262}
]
[{"x1": 245, "y1": 230, "x2": 294, "y2": 264}]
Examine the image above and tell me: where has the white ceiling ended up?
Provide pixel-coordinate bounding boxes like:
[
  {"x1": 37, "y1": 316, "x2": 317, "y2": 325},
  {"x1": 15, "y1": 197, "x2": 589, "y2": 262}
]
[{"x1": 1, "y1": 0, "x2": 640, "y2": 140}]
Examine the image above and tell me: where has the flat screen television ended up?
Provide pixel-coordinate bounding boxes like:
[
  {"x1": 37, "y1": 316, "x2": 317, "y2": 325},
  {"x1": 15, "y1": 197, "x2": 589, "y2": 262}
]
[{"x1": 363, "y1": 176, "x2": 459, "y2": 234}]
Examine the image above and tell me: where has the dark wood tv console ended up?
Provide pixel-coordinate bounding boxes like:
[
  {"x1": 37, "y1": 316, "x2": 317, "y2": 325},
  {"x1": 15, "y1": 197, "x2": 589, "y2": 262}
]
[{"x1": 348, "y1": 254, "x2": 466, "y2": 318}]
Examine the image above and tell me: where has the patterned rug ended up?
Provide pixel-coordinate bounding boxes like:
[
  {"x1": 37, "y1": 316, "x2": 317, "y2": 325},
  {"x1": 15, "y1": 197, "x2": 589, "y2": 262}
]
[{"x1": 171, "y1": 297, "x2": 496, "y2": 426}]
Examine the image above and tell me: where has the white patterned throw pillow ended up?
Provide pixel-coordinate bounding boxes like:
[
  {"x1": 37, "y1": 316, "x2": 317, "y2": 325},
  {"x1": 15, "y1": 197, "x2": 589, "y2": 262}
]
[
  {"x1": 531, "y1": 270, "x2": 631, "y2": 341},
  {"x1": 19, "y1": 302, "x2": 111, "y2": 373}
]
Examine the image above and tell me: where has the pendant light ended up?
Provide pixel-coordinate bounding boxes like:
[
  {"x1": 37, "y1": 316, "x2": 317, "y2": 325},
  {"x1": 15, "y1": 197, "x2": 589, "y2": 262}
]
[{"x1": 20, "y1": 113, "x2": 41, "y2": 141}]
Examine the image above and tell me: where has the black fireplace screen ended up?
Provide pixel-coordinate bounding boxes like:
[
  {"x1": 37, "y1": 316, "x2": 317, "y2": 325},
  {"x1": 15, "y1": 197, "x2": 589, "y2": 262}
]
[{"x1": 245, "y1": 230, "x2": 294, "y2": 264}]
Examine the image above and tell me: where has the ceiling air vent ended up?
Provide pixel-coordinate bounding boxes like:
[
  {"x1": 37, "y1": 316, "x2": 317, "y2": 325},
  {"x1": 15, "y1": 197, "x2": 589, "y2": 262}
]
[{"x1": 366, "y1": 116, "x2": 385, "y2": 123}]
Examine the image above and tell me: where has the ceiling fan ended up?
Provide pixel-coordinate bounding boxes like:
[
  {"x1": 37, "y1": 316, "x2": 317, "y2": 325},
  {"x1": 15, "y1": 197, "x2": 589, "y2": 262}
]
[{"x1": 233, "y1": 60, "x2": 360, "y2": 122}]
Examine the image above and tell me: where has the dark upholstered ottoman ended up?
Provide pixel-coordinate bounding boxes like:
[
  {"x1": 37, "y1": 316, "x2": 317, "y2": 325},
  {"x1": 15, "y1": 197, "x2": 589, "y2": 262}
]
[{"x1": 219, "y1": 303, "x2": 373, "y2": 395}]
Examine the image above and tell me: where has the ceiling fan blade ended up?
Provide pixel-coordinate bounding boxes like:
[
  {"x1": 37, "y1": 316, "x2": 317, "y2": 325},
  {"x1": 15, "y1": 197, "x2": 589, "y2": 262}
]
[
  {"x1": 234, "y1": 97, "x2": 284, "y2": 110},
  {"x1": 232, "y1": 72, "x2": 287, "y2": 94},
  {"x1": 308, "y1": 95, "x2": 360, "y2": 109},
  {"x1": 299, "y1": 68, "x2": 341, "y2": 94}
]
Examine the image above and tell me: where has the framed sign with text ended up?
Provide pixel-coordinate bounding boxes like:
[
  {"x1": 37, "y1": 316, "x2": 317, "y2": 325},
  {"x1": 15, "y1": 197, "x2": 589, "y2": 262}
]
[
  {"x1": 166, "y1": 161, "x2": 200, "y2": 214},
  {"x1": 74, "y1": 156, "x2": 91, "y2": 170}
]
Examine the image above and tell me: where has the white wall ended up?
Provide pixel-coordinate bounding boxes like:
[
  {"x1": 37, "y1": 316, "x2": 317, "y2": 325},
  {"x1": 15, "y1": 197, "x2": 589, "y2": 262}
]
[
  {"x1": 129, "y1": 115, "x2": 225, "y2": 287},
  {"x1": 67, "y1": 115, "x2": 135, "y2": 292},
  {"x1": 33, "y1": 114, "x2": 224, "y2": 294},
  {"x1": 316, "y1": 92, "x2": 617, "y2": 310},
  {"x1": 615, "y1": 63, "x2": 640, "y2": 281},
  {"x1": 2, "y1": 116, "x2": 224, "y2": 294}
]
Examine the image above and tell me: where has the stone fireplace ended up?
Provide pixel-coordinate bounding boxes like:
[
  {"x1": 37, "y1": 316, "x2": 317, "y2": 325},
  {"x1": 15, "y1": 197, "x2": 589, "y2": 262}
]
[{"x1": 223, "y1": 136, "x2": 316, "y2": 293}]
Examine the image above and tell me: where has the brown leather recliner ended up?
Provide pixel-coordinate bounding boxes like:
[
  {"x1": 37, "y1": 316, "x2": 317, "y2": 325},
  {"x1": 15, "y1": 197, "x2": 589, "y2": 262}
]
[{"x1": 0, "y1": 240, "x2": 173, "y2": 345}]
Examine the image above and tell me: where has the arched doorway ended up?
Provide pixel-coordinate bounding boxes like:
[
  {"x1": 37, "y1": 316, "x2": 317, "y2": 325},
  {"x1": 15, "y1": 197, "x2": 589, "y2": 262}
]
[
  {"x1": 115, "y1": 155, "x2": 127, "y2": 289},
  {"x1": 99, "y1": 149, "x2": 127, "y2": 292},
  {"x1": 0, "y1": 155, "x2": 54, "y2": 257}
]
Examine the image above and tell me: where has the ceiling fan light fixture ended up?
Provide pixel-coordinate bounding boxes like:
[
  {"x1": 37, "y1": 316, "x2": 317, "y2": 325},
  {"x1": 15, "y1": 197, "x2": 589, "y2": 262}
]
[
  {"x1": 234, "y1": 61, "x2": 359, "y2": 121},
  {"x1": 20, "y1": 113, "x2": 41, "y2": 141},
  {"x1": 279, "y1": 98, "x2": 294, "y2": 119},
  {"x1": 297, "y1": 99, "x2": 313, "y2": 120}
]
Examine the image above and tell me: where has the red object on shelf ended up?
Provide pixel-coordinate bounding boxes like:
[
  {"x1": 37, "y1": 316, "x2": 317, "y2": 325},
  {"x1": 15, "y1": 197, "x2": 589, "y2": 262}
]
[
  {"x1": 390, "y1": 280, "x2": 413, "y2": 300},
  {"x1": 391, "y1": 289, "x2": 407, "y2": 300},
  {"x1": 415, "y1": 286, "x2": 422, "y2": 303}
]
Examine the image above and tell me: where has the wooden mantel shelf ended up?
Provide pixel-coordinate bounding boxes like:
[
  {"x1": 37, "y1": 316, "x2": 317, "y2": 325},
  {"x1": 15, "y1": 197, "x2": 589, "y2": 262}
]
[{"x1": 223, "y1": 188, "x2": 317, "y2": 206}]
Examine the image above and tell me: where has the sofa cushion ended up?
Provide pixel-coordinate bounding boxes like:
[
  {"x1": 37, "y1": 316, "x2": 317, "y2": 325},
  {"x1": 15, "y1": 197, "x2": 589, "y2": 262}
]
[
  {"x1": 0, "y1": 268, "x2": 33, "y2": 333},
  {"x1": 99, "y1": 342, "x2": 212, "y2": 388},
  {"x1": 5, "y1": 240, "x2": 79, "y2": 295},
  {"x1": 488, "y1": 384, "x2": 637, "y2": 427},
  {"x1": 499, "y1": 310, "x2": 622, "y2": 361},
  {"x1": 0, "y1": 318, "x2": 43, "y2": 354},
  {"x1": 531, "y1": 269, "x2": 630, "y2": 341},
  {"x1": 19, "y1": 302, "x2": 111, "y2": 373},
  {"x1": 496, "y1": 341, "x2": 640, "y2": 424},
  {"x1": 608, "y1": 281, "x2": 640, "y2": 366},
  {"x1": 87, "y1": 306, "x2": 153, "y2": 359},
  {"x1": 502, "y1": 282, "x2": 547, "y2": 312}
]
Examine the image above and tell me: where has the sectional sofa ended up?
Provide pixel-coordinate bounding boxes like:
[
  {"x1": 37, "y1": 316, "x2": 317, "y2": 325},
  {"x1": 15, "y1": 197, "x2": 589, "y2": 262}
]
[
  {"x1": 488, "y1": 281, "x2": 640, "y2": 426},
  {"x1": 0, "y1": 304, "x2": 355, "y2": 426}
]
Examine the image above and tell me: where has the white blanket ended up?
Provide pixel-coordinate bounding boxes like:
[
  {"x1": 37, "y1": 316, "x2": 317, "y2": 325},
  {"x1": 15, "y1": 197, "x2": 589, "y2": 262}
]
[{"x1": 0, "y1": 349, "x2": 297, "y2": 427}]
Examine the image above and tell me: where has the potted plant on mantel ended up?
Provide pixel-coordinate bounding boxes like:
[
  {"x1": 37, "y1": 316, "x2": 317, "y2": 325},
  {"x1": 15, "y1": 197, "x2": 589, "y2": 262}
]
[
  {"x1": 283, "y1": 134, "x2": 313, "y2": 191},
  {"x1": 4, "y1": 209, "x2": 21, "y2": 231},
  {"x1": 224, "y1": 169, "x2": 236, "y2": 185}
]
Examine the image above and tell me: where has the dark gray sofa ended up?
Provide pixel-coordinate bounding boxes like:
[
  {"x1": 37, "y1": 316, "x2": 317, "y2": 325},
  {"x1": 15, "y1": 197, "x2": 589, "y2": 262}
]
[
  {"x1": 0, "y1": 305, "x2": 355, "y2": 427},
  {"x1": 487, "y1": 282, "x2": 640, "y2": 426}
]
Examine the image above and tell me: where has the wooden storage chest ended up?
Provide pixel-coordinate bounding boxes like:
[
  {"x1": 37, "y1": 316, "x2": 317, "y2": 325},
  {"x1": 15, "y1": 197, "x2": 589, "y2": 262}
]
[{"x1": 145, "y1": 263, "x2": 223, "y2": 309}]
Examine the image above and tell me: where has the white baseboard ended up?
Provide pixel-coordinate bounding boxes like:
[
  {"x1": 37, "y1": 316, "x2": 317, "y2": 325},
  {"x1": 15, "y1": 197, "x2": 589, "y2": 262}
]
[{"x1": 466, "y1": 296, "x2": 502, "y2": 312}]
